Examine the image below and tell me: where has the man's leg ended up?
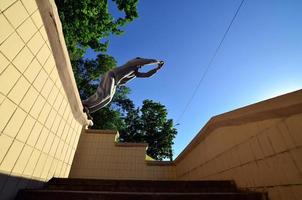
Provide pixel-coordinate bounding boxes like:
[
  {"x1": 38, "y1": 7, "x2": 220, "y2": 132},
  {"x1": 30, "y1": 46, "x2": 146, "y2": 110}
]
[
  {"x1": 82, "y1": 72, "x2": 115, "y2": 113},
  {"x1": 89, "y1": 76, "x2": 116, "y2": 113}
]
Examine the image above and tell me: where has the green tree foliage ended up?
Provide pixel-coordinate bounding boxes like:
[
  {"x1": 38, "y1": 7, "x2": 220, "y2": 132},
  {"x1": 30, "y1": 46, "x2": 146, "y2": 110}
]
[
  {"x1": 119, "y1": 100, "x2": 177, "y2": 161},
  {"x1": 55, "y1": 0, "x2": 138, "y2": 60}
]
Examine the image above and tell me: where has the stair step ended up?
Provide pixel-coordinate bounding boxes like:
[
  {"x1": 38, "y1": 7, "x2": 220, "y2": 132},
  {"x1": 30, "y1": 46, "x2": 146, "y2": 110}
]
[
  {"x1": 16, "y1": 190, "x2": 265, "y2": 200},
  {"x1": 46, "y1": 178, "x2": 238, "y2": 193}
]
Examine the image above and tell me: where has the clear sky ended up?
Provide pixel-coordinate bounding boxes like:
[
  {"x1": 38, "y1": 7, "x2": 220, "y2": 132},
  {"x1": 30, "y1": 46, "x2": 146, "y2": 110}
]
[{"x1": 86, "y1": 0, "x2": 302, "y2": 159}]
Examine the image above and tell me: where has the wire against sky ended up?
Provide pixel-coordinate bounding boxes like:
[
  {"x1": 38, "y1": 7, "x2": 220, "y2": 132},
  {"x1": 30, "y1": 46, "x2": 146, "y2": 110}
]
[{"x1": 176, "y1": 0, "x2": 246, "y2": 124}]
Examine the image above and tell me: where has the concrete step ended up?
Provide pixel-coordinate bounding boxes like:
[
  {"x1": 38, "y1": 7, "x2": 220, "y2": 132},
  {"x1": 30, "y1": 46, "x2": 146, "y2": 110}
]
[
  {"x1": 16, "y1": 190, "x2": 266, "y2": 200},
  {"x1": 46, "y1": 178, "x2": 238, "y2": 193}
]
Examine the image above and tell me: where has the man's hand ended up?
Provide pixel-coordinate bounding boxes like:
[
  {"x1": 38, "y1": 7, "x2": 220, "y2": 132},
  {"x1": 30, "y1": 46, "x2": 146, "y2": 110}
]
[{"x1": 156, "y1": 61, "x2": 164, "y2": 70}]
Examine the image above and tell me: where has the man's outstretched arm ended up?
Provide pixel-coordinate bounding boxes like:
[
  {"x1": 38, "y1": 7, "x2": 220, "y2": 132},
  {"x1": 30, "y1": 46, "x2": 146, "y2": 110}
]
[
  {"x1": 135, "y1": 61, "x2": 164, "y2": 78},
  {"x1": 135, "y1": 68, "x2": 158, "y2": 78},
  {"x1": 125, "y1": 57, "x2": 158, "y2": 67}
]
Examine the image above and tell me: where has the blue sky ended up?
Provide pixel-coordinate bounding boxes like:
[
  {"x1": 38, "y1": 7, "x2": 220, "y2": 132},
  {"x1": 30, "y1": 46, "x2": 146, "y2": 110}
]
[{"x1": 86, "y1": 0, "x2": 302, "y2": 159}]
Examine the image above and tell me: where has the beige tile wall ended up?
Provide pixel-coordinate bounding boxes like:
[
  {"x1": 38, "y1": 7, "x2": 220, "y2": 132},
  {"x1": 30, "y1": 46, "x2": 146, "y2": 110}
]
[
  {"x1": 0, "y1": 0, "x2": 83, "y2": 198},
  {"x1": 175, "y1": 113, "x2": 302, "y2": 200},
  {"x1": 70, "y1": 130, "x2": 176, "y2": 180}
]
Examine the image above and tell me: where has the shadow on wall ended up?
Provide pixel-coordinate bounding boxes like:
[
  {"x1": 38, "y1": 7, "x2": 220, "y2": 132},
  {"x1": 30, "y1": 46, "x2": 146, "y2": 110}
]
[{"x1": 0, "y1": 173, "x2": 44, "y2": 200}]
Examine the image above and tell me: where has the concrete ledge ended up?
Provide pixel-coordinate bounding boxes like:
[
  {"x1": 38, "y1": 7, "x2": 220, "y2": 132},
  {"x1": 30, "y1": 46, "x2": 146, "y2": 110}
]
[
  {"x1": 175, "y1": 89, "x2": 302, "y2": 163},
  {"x1": 115, "y1": 142, "x2": 148, "y2": 148},
  {"x1": 85, "y1": 129, "x2": 118, "y2": 135},
  {"x1": 36, "y1": 0, "x2": 92, "y2": 127},
  {"x1": 146, "y1": 161, "x2": 176, "y2": 166}
]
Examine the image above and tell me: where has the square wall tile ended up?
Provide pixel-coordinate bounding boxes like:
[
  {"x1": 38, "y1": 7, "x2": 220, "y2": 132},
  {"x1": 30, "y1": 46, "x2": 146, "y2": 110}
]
[
  {"x1": 16, "y1": 17, "x2": 37, "y2": 43},
  {"x1": 8, "y1": 76, "x2": 30, "y2": 105},
  {"x1": 38, "y1": 103, "x2": 51, "y2": 124},
  {"x1": 47, "y1": 86, "x2": 59, "y2": 106},
  {"x1": 32, "y1": 153, "x2": 47, "y2": 178},
  {"x1": 61, "y1": 125, "x2": 70, "y2": 142},
  {"x1": 54, "y1": 161, "x2": 63, "y2": 176},
  {"x1": 60, "y1": 144, "x2": 68, "y2": 161},
  {"x1": 65, "y1": 165, "x2": 71, "y2": 177},
  {"x1": 23, "y1": 149, "x2": 40, "y2": 176},
  {"x1": 0, "y1": 93, "x2": 5, "y2": 105},
  {"x1": 47, "y1": 159, "x2": 58, "y2": 178},
  {"x1": 65, "y1": 147, "x2": 72, "y2": 164},
  {"x1": 55, "y1": 140, "x2": 64, "y2": 160},
  {"x1": 0, "y1": 14, "x2": 14, "y2": 44},
  {"x1": 53, "y1": 94, "x2": 63, "y2": 111},
  {"x1": 45, "y1": 108, "x2": 57, "y2": 129},
  {"x1": 19, "y1": 86, "x2": 39, "y2": 112},
  {"x1": 16, "y1": 114, "x2": 35, "y2": 143},
  {"x1": 0, "y1": 134, "x2": 13, "y2": 164},
  {"x1": 26, "y1": 122, "x2": 43, "y2": 147},
  {"x1": 0, "y1": 64, "x2": 21, "y2": 95},
  {"x1": 24, "y1": 58, "x2": 41, "y2": 83},
  {"x1": 49, "y1": 136, "x2": 59, "y2": 157},
  {"x1": 43, "y1": 55, "x2": 55, "y2": 74},
  {"x1": 11, "y1": 145, "x2": 33, "y2": 175},
  {"x1": 0, "y1": 0, "x2": 17, "y2": 11},
  {"x1": 56, "y1": 120, "x2": 65, "y2": 138},
  {"x1": 58, "y1": 101, "x2": 67, "y2": 116},
  {"x1": 36, "y1": 43, "x2": 50, "y2": 65},
  {"x1": 3, "y1": 1, "x2": 28, "y2": 28},
  {"x1": 0, "y1": 52, "x2": 10, "y2": 74},
  {"x1": 258, "y1": 132, "x2": 275, "y2": 157},
  {"x1": 0, "y1": 32, "x2": 24, "y2": 60},
  {"x1": 27, "y1": 31, "x2": 44, "y2": 55},
  {"x1": 285, "y1": 114, "x2": 302, "y2": 147},
  {"x1": 51, "y1": 115, "x2": 61, "y2": 134},
  {"x1": 0, "y1": 139, "x2": 24, "y2": 173},
  {"x1": 3, "y1": 107, "x2": 27, "y2": 138},
  {"x1": 63, "y1": 109, "x2": 71, "y2": 121},
  {"x1": 69, "y1": 149, "x2": 76, "y2": 164},
  {"x1": 29, "y1": 95, "x2": 46, "y2": 119},
  {"x1": 41, "y1": 156, "x2": 53, "y2": 180},
  {"x1": 42, "y1": 132, "x2": 54, "y2": 154},
  {"x1": 41, "y1": 78, "x2": 54, "y2": 99},
  {"x1": 31, "y1": 10, "x2": 43, "y2": 29},
  {"x1": 49, "y1": 67, "x2": 59, "y2": 83},
  {"x1": 35, "y1": 127, "x2": 49, "y2": 151},
  {"x1": 12, "y1": 46, "x2": 33, "y2": 73},
  {"x1": 33, "y1": 69, "x2": 48, "y2": 92},
  {"x1": 60, "y1": 164, "x2": 67, "y2": 177},
  {"x1": 0, "y1": 98, "x2": 16, "y2": 132},
  {"x1": 21, "y1": 0, "x2": 37, "y2": 15}
]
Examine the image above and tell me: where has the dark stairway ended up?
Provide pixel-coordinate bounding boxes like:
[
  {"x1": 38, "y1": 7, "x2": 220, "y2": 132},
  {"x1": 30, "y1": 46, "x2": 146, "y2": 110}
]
[{"x1": 16, "y1": 178, "x2": 267, "y2": 200}]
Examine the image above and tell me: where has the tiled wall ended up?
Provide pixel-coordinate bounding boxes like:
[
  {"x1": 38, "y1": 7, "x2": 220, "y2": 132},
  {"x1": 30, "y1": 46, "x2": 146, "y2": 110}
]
[
  {"x1": 0, "y1": 0, "x2": 83, "y2": 198},
  {"x1": 175, "y1": 91, "x2": 302, "y2": 200},
  {"x1": 70, "y1": 130, "x2": 176, "y2": 180}
]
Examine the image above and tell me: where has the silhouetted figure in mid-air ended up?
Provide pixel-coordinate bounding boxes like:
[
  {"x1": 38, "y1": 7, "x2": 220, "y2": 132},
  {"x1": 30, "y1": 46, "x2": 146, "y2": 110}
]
[{"x1": 82, "y1": 57, "x2": 164, "y2": 119}]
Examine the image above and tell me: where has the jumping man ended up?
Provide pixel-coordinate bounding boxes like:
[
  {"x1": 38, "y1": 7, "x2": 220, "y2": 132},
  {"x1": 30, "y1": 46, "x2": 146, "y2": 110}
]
[{"x1": 82, "y1": 57, "x2": 164, "y2": 118}]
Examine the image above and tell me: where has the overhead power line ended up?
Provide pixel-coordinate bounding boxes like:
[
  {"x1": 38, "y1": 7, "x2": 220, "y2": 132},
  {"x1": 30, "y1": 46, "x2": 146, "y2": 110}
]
[{"x1": 176, "y1": 0, "x2": 246, "y2": 124}]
